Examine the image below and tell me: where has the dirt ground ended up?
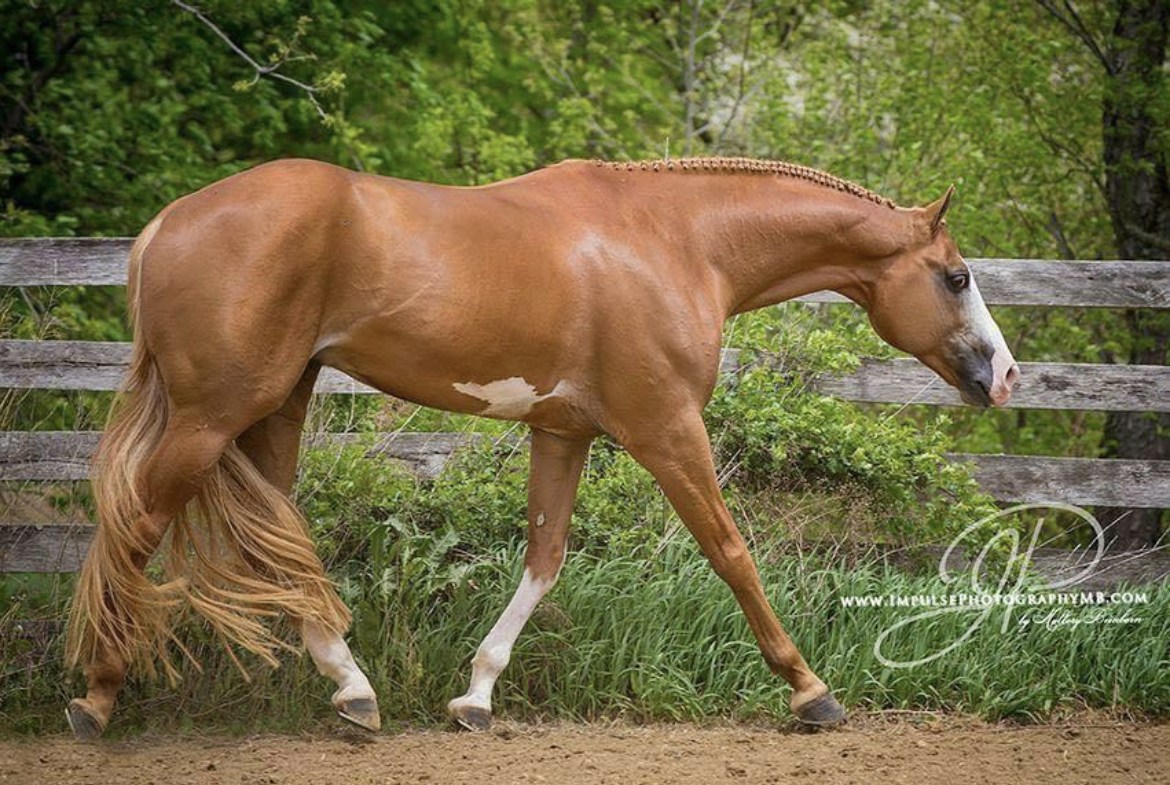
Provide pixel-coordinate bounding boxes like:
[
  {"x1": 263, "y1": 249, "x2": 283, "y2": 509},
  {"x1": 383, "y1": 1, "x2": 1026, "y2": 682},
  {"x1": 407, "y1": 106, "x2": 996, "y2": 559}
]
[{"x1": 2, "y1": 717, "x2": 1167, "y2": 785}]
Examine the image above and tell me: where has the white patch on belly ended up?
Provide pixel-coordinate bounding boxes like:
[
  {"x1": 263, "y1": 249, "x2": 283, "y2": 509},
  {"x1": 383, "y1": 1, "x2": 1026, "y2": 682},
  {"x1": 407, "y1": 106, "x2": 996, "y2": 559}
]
[{"x1": 453, "y1": 377, "x2": 567, "y2": 418}]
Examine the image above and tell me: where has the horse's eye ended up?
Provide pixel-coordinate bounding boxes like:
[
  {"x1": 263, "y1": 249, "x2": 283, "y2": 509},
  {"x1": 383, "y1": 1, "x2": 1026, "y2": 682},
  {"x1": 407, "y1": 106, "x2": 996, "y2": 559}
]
[{"x1": 947, "y1": 271, "x2": 970, "y2": 292}]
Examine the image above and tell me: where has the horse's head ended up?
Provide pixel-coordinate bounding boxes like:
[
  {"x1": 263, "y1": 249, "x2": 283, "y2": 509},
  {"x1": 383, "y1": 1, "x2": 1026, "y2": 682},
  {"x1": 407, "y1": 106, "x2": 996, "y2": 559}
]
[{"x1": 862, "y1": 187, "x2": 1019, "y2": 407}]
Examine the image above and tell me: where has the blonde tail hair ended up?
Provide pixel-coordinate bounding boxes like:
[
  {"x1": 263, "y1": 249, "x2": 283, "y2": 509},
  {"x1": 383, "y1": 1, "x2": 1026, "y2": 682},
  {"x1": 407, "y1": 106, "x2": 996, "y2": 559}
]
[{"x1": 66, "y1": 223, "x2": 350, "y2": 682}]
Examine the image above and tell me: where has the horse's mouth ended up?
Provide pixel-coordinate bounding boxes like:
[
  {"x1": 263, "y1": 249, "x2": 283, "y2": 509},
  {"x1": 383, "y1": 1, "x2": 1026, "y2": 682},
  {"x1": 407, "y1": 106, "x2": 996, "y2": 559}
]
[
  {"x1": 956, "y1": 350, "x2": 1019, "y2": 408},
  {"x1": 958, "y1": 379, "x2": 994, "y2": 408},
  {"x1": 929, "y1": 342, "x2": 1019, "y2": 408}
]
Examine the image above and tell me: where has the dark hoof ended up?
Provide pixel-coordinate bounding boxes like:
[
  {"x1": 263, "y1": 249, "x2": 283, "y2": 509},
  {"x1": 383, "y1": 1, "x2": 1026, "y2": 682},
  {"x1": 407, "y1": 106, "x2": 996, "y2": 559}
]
[
  {"x1": 794, "y1": 691, "x2": 847, "y2": 727},
  {"x1": 451, "y1": 705, "x2": 493, "y2": 732},
  {"x1": 66, "y1": 700, "x2": 106, "y2": 741},
  {"x1": 336, "y1": 697, "x2": 381, "y2": 732}
]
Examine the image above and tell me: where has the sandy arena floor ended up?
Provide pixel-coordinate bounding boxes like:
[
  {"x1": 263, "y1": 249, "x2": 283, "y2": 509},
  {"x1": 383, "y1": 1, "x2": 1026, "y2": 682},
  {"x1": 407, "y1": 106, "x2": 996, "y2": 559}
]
[{"x1": 2, "y1": 717, "x2": 1167, "y2": 785}]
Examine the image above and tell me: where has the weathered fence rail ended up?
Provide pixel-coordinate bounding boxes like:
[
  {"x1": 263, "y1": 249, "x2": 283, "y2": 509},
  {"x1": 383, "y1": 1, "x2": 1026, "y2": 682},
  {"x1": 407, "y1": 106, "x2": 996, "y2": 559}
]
[
  {"x1": 2, "y1": 238, "x2": 1169, "y2": 575},
  {"x1": 5, "y1": 239, "x2": 1170, "y2": 307},
  {"x1": 3, "y1": 340, "x2": 1169, "y2": 411}
]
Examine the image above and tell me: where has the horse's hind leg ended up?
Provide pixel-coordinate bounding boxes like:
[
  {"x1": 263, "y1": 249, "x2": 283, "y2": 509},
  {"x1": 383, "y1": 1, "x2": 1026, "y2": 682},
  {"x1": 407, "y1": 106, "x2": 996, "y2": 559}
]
[
  {"x1": 235, "y1": 363, "x2": 379, "y2": 731},
  {"x1": 68, "y1": 416, "x2": 236, "y2": 739}
]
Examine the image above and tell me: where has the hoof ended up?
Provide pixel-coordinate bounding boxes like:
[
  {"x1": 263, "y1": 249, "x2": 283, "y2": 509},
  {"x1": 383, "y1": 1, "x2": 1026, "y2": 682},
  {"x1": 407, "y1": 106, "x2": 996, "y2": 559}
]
[
  {"x1": 793, "y1": 691, "x2": 847, "y2": 727},
  {"x1": 336, "y1": 697, "x2": 381, "y2": 732},
  {"x1": 66, "y1": 700, "x2": 106, "y2": 741},
  {"x1": 449, "y1": 704, "x2": 493, "y2": 732}
]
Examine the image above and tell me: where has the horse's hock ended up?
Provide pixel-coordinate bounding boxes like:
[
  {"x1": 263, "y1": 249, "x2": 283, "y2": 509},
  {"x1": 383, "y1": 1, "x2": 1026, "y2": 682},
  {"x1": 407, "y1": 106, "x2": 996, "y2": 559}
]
[{"x1": 1, "y1": 238, "x2": 1168, "y2": 577}]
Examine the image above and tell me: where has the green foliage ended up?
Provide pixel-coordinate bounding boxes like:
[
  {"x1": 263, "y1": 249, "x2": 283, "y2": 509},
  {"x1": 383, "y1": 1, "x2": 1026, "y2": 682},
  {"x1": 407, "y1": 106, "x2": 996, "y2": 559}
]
[
  {"x1": 710, "y1": 366, "x2": 995, "y2": 541},
  {"x1": 712, "y1": 306, "x2": 996, "y2": 544},
  {"x1": 0, "y1": 1, "x2": 1143, "y2": 467},
  {"x1": 298, "y1": 437, "x2": 529, "y2": 564}
]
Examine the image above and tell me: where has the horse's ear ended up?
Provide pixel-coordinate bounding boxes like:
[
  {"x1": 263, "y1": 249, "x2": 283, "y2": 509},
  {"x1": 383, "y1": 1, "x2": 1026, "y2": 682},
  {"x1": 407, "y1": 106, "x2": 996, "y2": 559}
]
[{"x1": 924, "y1": 185, "x2": 955, "y2": 235}]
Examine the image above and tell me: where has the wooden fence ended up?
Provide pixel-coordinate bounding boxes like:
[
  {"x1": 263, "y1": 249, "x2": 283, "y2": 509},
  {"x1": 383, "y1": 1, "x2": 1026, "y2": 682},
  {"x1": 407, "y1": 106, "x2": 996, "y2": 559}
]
[{"x1": 2, "y1": 238, "x2": 1169, "y2": 575}]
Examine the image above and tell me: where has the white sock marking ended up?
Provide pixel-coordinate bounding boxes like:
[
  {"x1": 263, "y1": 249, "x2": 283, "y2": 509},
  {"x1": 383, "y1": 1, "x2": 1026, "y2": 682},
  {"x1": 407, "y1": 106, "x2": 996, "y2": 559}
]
[
  {"x1": 301, "y1": 620, "x2": 375, "y2": 705},
  {"x1": 449, "y1": 567, "x2": 557, "y2": 714}
]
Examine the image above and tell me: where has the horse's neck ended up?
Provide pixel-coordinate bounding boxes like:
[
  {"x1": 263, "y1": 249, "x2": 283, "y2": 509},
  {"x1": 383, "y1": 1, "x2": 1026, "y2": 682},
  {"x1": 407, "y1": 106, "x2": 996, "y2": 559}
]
[{"x1": 650, "y1": 176, "x2": 908, "y2": 316}]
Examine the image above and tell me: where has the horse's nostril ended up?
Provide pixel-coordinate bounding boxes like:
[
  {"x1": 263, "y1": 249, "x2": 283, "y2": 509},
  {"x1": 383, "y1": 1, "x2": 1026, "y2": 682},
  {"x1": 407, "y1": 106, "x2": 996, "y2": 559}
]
[{"x1": 1006, "y1": 363, "x2": 1021, "y2": 388}]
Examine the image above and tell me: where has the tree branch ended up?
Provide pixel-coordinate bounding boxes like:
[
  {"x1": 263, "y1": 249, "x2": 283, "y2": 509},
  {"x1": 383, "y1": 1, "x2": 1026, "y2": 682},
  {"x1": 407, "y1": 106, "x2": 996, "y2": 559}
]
[
  {"x1": 715, "y1": 0, "x2": 756, "y2": 150},
  {"x1": 683, "y1": 0, "x2": 701, "y2": 155},
  {"x1": 171, "y1": 0, "x2": 326, "y2": 120},
  {"x1": 1035, "y1": 0, "x2": 1114, "y2": 75},
  {"x1": 536, "y1": 54, "x2": 632, "y2": 159},
  {"x1": 1009, "y1": 79, "x2": 1108, "y2": 198},
  {"x1": 693, "y1": 0, "x2": 740, "y2": 47},
  {"x1": 1045, "y1": 210, "x2": 1079, "y2": 259},
  {"x1": 2, "y1": 16, "x2": 87, "y2": 138}
]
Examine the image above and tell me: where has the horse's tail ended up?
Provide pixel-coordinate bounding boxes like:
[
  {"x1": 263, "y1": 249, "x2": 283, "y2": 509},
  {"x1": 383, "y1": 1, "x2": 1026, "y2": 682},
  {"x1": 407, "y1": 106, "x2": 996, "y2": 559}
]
[
  {"x1": 66, "y1": 222, "x2": 349, "y2": 682},
  {"x1": 65, "y1": 312, "x2": 181, "y2": 679}
]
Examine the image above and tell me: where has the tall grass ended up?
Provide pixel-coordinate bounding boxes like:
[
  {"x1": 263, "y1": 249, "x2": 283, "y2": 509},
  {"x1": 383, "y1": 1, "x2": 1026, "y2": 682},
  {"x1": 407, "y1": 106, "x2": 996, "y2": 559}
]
[{"x1": 3, "y1": 529, "x2": 1167, "y2": 735}]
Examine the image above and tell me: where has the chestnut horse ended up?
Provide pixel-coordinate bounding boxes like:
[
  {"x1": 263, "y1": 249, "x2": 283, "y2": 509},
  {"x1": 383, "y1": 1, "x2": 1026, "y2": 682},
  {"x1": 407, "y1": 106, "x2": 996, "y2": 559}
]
[{"x1": 65, "y1": 157, "x2": 1019, "y2": 738}]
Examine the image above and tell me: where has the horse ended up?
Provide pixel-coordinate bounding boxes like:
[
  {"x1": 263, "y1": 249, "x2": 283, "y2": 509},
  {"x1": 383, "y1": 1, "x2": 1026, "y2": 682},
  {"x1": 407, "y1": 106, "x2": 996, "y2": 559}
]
[{"x1": 64, "y1": 156, "x2": 1019, "y2": 739}]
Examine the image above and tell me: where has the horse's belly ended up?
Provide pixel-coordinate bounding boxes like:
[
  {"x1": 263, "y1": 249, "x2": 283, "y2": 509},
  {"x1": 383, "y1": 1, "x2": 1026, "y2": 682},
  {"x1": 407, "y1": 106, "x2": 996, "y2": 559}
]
[{"x1": 314, "y1": 326, "x2": 600, "y2": 435}]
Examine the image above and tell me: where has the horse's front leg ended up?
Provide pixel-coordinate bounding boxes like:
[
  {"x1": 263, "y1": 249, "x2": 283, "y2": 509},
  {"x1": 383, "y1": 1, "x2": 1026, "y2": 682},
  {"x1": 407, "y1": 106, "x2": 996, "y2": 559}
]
[
  {"x1": 622, "y1": 409, "x2": 846, "y2": 725},
  {"x1": 447, "y1": 428, "x2": 591, "y2": 730}
]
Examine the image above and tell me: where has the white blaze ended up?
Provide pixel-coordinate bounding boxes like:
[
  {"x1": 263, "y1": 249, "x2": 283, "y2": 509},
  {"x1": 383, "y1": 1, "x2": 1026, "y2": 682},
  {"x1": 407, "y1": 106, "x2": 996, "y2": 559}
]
[{"x1": 966, "y1": 274, "x2": 1018, "y2": 406}]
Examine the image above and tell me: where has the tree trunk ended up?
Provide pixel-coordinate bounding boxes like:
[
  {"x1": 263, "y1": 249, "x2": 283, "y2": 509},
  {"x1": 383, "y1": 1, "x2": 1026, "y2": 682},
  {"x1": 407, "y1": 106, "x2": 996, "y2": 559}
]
[{"x1": 1096, "y1": 0, "x2": 1170, "y2": 549}]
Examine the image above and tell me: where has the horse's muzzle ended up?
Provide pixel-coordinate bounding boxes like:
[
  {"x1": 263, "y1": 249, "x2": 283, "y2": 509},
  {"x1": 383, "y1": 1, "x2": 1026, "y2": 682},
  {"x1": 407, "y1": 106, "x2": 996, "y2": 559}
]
[{"x1": 957, "y1": 345, "x2": 1020, "y2": 407}]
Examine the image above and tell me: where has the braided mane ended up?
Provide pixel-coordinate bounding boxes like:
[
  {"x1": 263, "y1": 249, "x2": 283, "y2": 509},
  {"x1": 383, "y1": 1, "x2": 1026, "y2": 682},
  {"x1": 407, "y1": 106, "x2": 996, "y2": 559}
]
[{"x1": 594, "y1": 156, "x2": 895, "y2": 209}]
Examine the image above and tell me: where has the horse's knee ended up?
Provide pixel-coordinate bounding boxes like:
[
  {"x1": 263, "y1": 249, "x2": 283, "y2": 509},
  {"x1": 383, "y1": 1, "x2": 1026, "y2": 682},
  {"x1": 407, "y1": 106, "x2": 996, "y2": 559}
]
[{"x1": 706, "y1": 537, "x2": 753, "y2": 584}]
